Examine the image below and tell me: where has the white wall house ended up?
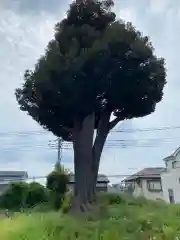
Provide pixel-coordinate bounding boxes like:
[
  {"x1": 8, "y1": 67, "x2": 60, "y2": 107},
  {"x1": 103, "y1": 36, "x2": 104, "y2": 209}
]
[
  {"x1": 161, "y1": 147, "x2": 180, "y2": 203},
  {"x1": 124, "y1": 168, "x2": 164, "y2": 201}
]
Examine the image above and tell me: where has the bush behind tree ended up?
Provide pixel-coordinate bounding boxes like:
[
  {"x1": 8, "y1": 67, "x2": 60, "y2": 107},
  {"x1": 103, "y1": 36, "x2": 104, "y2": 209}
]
[
  {"x1": 46, "y1": 163, "x2": 69, "y2": 210},
  {"x1": 26, "y1": 182, "x2": 50, "y2": 208},
  {"x1": 0, "y1": 181, "x2": 49, "y2": 210}
]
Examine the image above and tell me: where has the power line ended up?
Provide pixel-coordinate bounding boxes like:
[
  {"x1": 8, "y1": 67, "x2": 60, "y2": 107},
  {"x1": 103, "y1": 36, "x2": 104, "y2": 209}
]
[
  {"x1": 1, "y1": 124, "x2": 180, "y2": 137},
  {"x1": 2, "y1": 173, "x2": 165, "y2": 183},
  {"x1": 0, "y1": 130, "x2": 48, "y2": 137},
  {"x1": 0, "y1": 137, "x2": 180, "y2": 152},
  {"x1": 112, "y1": 126, "x2": 180, "y2": 132},
  {"x1": 1, "y1": 132, "x2": 180, "y2": 153},
  {"x1": 2, "y1": 135, "x2": 180, "y2": 148}
]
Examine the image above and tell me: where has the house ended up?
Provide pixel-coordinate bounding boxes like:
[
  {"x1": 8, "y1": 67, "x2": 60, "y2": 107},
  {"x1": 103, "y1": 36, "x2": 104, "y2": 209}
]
[
  {"x1": 161, "y1": 146, "x2": 180, "y2": 203},
  {"x1": 123, "y1": 167, "x2": 165, "y2": 201},
  {"x1": 0, "y1": 171, "x2": 28, "y2": 195},
  {"x1": 68, "y1": 174, "x2": 109, "y2": 192},
  {"x1": 108, "y1": 183, "x2": 128, "y2": 193}
]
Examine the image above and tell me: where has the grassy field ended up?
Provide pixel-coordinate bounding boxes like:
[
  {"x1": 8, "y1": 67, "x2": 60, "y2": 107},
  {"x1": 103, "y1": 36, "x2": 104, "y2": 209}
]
[{"x1": 1, "y1": 194, "x2": 180, "y2": 239}]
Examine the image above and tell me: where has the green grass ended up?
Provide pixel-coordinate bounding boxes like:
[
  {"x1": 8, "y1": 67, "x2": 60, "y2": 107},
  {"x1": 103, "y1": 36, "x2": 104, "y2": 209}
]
[{"x1": 1, "y1": 194, "x2": 180, "y2": 239}]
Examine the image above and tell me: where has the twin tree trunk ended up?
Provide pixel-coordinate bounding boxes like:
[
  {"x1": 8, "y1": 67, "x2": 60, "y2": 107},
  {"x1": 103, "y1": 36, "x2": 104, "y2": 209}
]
[{"x1": 71, "y1": 111, "x2": 111, "y2": 210}]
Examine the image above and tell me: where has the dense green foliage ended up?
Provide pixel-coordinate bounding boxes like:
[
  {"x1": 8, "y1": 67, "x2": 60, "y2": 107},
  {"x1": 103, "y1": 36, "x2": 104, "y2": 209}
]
[
  {"x1": 0, "y1": 181, "x2": 49, "y2": 210},
  {"x1": 0, "y1": 182, "x2": 28, "y2": 210},
  {"x1": 46, "y1": 163, "x2": 69, "y2": 210},
  {"x1": 15, "y1": 0, "x2": 166, "y2": 139},
  {"x1": 26, "y1": 182, "x2": 49, "y2": 208},
  {"x1": 2, "y1": 194, "x2": 180, "y2": 239}
]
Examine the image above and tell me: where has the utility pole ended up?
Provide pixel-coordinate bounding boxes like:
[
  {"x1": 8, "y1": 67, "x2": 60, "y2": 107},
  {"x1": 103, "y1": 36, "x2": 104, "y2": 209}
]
[
  {"x1": 57, "y1": 137, "x2": 62, "y2": 164},
  {"x1": 48, "y1": 137, "x2": 63, "y2": 165}
]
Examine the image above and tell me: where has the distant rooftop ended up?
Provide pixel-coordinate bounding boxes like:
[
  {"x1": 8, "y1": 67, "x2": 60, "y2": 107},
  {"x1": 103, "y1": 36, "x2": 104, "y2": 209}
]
[
  {"x1": 69, "y1": 174, "x2": 109, "y2": 183},
  {"x1": 124, "y1": 167, "x2": 165, "y2": 182},
  {"x1": 0, "y1": 171, "x2": 28, "y2": 181},
  {"x1": 0, "y1": 171, "x2": 27, "y2": 176},
  {"x1": 163, "y1": 146, "x2": 180, "y2": 161}
]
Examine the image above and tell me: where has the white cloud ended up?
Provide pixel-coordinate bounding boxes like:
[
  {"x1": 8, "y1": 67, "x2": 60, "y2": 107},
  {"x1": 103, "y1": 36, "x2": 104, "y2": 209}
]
[
  {"x1": 118, "y1": 8, "x2": 136, "y2": 23},
  {"x1": 149, "y1": 0, "x2": 172, "y2": 14}
]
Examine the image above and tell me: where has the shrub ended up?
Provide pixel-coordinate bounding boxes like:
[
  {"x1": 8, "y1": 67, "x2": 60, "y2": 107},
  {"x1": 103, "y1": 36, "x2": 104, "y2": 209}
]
[
  {"x1": 61, "y1": 192, "x2": 72, "y2": 214},
  {"x1": 97, "y1": 193, "x2": 126, "y2": 205},
  {"x1": 0, "y1": 181, "x2": 50, "y2": 210},
  {"x1": 46, "y1": 163, "x2": 69, "y2": 210},
  {"x1": 0, "y1": 181, "x2": 28, "y2": 210},
  {"x1": 127, "y1": 196, "x2": 148, "y2": 206},
  {"x1": 26, "y1": 182, "x2": 49, "y2": 208}
]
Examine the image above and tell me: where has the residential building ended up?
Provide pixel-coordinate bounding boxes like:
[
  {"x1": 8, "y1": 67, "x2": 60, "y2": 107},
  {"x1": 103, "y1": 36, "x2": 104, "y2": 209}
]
[
  {"x1": 0, "y1": 171, "x2": 28, "y2": 195},
  {"x1": 123, "y1": 168, "x2": 165, "y2": 201},
  {"x1": 108, "y1": 183, "x2": 129, "y2": 193},
  {"x1": 68, "y1": 174, "x2": 109, "y2": 192},
  {"x1": 161, "y1": 147, "x2": 180, "y2": 203}
]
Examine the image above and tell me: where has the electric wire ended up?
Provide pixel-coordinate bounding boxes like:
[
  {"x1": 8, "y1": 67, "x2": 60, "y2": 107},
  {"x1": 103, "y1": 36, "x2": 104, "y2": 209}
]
[{"x1": 1, "y1": 124, "x2": 180, "y2": 137}]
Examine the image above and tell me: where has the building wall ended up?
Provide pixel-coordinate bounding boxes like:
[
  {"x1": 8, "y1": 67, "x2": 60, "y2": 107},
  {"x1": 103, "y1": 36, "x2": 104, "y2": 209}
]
[
  {"x1": 161, "y1": 168, "x2": 180, "y2": 203},
  {"x1": 68, "y1": 182, "x2": 108, "y2": 193},
  {"x1": 132, "y1": 181, "x2": 143, "y2": 197},
  {"x1": 161, "y1": 151, "x2": 180, "y2": 203},
  {"x1": 166, "y1": 157, "x2": 180, "y2": 169},
  {"x1": 108, "y1": 184, "x2": 126, "y2": 194},
  {"x1": 133, "y1": 179, "x2": 164, "y2": 201}
]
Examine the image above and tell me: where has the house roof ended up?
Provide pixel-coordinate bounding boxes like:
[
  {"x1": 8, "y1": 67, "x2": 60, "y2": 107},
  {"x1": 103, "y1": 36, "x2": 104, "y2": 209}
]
[
  {"x1": 163, "y1": 146, "x2": 180, "y2": 161},
  {"x1": 123, "y1": 167, "x2": 165, "y2": 182},
  {"x1": 0, "y1": 171, "x2": 28, "y2": 178},
  {"x1": 69, "y1": 174, "x2": 109, "y2": 183}
]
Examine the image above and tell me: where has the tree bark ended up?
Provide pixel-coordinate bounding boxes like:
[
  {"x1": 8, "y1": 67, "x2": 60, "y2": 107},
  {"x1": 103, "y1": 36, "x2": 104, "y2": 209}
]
[
  {"x1": 71, "y1": 113, "x2": 94, "y2": 211},
  {"x1": 70, "y1": 110, "x2": 122, "y2": 210},
  {"x1": 88, "y1": 111, "x2": 111, "y2": 202},
  {"x1": 89, "y1": 112, "x2": 123, "y2": 202}
]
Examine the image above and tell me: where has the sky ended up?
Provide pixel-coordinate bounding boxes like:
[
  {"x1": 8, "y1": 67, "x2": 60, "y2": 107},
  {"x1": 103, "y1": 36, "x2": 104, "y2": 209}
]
[{"x1": 0, "y1": 0, "x2": 180, "y2": 184}]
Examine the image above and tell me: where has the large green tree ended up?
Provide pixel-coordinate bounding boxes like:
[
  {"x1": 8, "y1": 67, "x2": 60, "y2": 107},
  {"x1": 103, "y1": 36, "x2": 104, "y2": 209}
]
[{"x1": 15, "y1": 0, "x2": 166, "y2": 210}]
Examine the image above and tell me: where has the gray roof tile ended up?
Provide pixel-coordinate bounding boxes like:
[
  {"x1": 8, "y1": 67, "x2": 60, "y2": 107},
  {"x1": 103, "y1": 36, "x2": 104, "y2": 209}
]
[
  {"x1": 124, "y1": 167, "x2": 165, "y2": 182},
  {"x1": 0, "y1": 171, "x2": 28, "y2": 178}
]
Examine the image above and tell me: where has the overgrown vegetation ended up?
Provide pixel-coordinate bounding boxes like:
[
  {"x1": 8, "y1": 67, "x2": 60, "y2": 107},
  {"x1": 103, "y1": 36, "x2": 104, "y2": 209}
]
[
  {"x1": 1, "y1": 193, "x2": 180, "y2": 239},
  {"x1": 0, "y1": 164, "x2": 69, "y2": 212},
  {"x1": 0, "y1": 181, "x2": 49, "y2": 210},
  {"x1": 46, "y1": 163, "x2": 69, "y2": 210}
]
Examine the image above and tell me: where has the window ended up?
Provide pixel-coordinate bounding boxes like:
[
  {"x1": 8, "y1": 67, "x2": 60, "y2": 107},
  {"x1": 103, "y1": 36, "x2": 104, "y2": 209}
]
[
  {"x1": 172, "y1": 161, "x2": 177, "y2": 169},
  {"x1": 147, "y1": 180, "x2": 162, "y2": 191},
  {"x1": 126, "y1": 182, "x2": 135, "y2": 190}
]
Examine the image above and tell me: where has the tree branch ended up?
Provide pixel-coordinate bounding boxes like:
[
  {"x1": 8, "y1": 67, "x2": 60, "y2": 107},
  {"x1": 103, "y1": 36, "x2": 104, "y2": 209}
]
[
  {"x1": 61, "y1": 127, "x2": 72, "y2": 142},
  {"x1": 109, "y1": 117, "x2": 122, "y2": 130}
]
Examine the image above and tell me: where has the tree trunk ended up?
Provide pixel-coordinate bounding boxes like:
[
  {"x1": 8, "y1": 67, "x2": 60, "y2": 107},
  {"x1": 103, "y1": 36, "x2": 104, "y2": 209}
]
[
  {"x1": 71, "y1": 113, "x2": 95, "y2": 211},
  {"x1": 70, "y1": 110, "x2": 121, "y2": 209},
  {"x1": 88, "y1": 111, "x2": 111, "y2": 202}
]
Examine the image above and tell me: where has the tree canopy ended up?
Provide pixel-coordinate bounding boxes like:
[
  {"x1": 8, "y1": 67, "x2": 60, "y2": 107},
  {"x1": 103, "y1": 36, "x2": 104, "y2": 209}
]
[{"x1": 15, "y1": 0, "x2": 166, "y2": 140}]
